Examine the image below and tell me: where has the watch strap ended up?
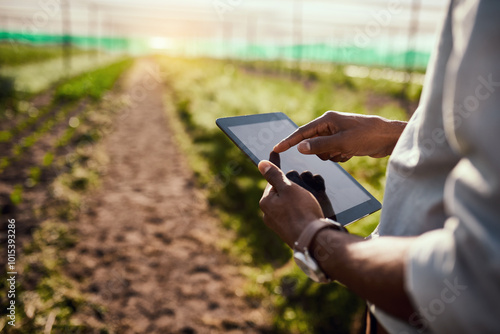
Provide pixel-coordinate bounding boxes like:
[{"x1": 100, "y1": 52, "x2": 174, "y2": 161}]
[{"x1": 295, "y1": 218, "x2": 344, "y2": 252}]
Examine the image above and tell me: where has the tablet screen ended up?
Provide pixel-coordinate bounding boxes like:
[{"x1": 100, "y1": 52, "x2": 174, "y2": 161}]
[{"x1": 218, "y1": 113, "x2": 381, "y2": 225}]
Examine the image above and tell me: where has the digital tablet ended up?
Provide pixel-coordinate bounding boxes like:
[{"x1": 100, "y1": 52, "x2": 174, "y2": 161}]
[{"x1": 216, "y1": 112, "x2": 381, "y2": 226}]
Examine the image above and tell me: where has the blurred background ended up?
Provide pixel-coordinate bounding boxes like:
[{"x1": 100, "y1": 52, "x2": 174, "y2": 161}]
[
  {"x1": 1, "y1": 0, "x2": 448, "y2": 68},
  {"x1": 0, "y1": 0, "x2": 448, "y2": 333}
]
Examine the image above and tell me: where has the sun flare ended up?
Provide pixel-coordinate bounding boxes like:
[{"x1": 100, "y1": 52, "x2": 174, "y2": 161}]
[{"x1": 149, "y1": 37, "x2": 174, "y2": 50}]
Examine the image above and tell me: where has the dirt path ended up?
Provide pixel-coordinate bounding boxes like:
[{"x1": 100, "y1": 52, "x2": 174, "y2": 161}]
[{"x1": 64, "y1": 59, "x2": 271, "y2": 333}]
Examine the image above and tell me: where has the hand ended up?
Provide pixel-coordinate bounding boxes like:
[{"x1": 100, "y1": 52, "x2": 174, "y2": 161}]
[
  {"x1": 258, "y1": 160, "x2": 324, "y2": 248},
  {"x1": 268, "y1": 151, "x2": 335, "y2": 220},
  {"x1": 273, "y1": 111, "x2": 406, "y2": 162},
  {"x1": 285, "y1": 171, "x2": 336, "y2": 220}
]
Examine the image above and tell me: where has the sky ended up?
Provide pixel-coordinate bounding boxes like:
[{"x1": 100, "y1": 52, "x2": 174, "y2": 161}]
[{"x1": 1, "y1": 0, "x2": 449, "y2": 52}]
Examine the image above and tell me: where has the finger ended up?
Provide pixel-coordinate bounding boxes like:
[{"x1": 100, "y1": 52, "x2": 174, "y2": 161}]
[
  {"x1": 285, "y1": 171, "x2": 302, "y2": 185},
  {"x1": 301, "y1": 172, "x2": 326, "y2": 193},
  {"x1": 300, "y1": 171, "x2": 314, "y2": 184},
  {"x1": 273, "y1": 117, "x2": 328, "y2": 153},
  {"x1": 260, "y1": 182, "x2": 278, "y2": 211},
  {"x1": 258, "y1": 160, "x2": 290, "y2": 192},
  {"x1": 263, "y1": 182, "x2": 276, "y2": 197},
  {"x1": 269, "y1": 151, "x2": 281, "y2": 169},
  {"x1": 312, "y1": 174, "x2": 326, "y2": 191},
  {"x1": 330, "y1": 155, "x2": 352, "y2": 163},
  {"x1": 286, "y1": 170, "x2": 314, "y2": 193},
  {"x1": 297, "y1": 133, "x2": 346, "y2": 155},
  {"x1": 317, "y1": 153, "x2": 331, "y2": 161},
  {"x1": 330, "y1": 155, "x2": 343, "y2": 163},
  {"x1": 300, "y1": 171, "x2": 319, "y2": 192}
]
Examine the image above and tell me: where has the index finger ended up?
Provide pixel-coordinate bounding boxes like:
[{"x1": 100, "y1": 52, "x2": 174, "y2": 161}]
[{"x1": 273, "y1": 120, "x2": 323, "y2": 153}]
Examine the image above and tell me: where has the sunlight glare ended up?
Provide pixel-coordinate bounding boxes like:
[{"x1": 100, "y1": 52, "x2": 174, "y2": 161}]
[{"x1": 149, "y1": 37, "x2": 174, "y2": 50}]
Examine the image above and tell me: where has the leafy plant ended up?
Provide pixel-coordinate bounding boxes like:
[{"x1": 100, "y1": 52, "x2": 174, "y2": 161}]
[
  {"x1": 55, "y1": 59, "x2": 133, "y2": 102},
  {"x1": 0, "y1": 43, "x2": 95, "y2": 67},
  {"x1": 10, "y1": 184, "x2": 23, "y2": 205}
]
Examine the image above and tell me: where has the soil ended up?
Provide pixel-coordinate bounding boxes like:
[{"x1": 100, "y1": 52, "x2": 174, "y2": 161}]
[
  {"x1": 0, "y1": 97, "x2": 90, "y2": 254},
  {"x1": 64, "y1": 59, "x2": 272, "y2": 333}
]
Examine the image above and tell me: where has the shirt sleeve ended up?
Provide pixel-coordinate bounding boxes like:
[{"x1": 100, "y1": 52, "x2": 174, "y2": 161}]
[{"x1": 406, "y1": 0, "x2": 500, "y2": 332}]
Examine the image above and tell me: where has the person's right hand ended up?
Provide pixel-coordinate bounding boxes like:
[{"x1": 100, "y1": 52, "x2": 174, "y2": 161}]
[{"x1": 273, "y1": 111, "x2": 407, "y2": 162}]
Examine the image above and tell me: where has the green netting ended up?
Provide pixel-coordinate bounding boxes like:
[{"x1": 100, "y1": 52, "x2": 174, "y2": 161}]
[{"x1": 0, "y1": 31, "x2": 431, "y2": 69}]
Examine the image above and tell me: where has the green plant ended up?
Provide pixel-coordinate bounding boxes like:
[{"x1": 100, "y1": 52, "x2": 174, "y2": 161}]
[
  {"x1": 42, "y1": 152, "x2": 54, "y2": 167},
  {"x1": 0, "y1": 75, "x2": 17, "y2": 118},
  {"x1": 0, "y1": 75, "x2": 15, "y2": 100},
  {"x1": 10, "y1": 184, "x2": 23, "y2": 205},
  {"x1": 0, "y1": 157, "x2": 9, "y2": 171},
  {"x1": 0, "y1": 43, "x2": 95, "y2": 67},
  {"x1": 0, "y1": 130, "x2": 12, "y2": 142},
  {"x1": 28, "y1": 166, "x2": 42, "y2": 186},
  {"x1": 55, "y1": 59, "x2": 133, "y2": 102},
  {"x1": 8, "y1": 103, "x2": 75, "y2": 159}
]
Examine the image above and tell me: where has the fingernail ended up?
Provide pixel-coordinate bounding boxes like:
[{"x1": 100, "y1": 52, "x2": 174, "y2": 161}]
[
  {"x1": 298, "y1": 141, "x2": 310, "y2": 152},
  {"x1": 258, "y1": 161, "x2": 271, "y2": 174}
]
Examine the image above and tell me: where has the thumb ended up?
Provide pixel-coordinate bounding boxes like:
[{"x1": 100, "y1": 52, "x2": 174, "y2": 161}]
[{"x1": 258, "y1": 160, "x2": 290, "y2": 192}]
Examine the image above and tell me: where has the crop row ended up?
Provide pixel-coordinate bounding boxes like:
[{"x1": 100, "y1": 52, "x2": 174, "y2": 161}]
[
  {"x1": 1, "y1": 58, "x2": 131, "y2": 144},
  {"x1": 0, "y1": 102, "x2": 78, "y2": 172},
  {"x1": 235, "y1": 59, "x2": 423, "y2": 107},
  {"x1": 0, "y1": 43, "x2": 96, "y2": 67},
  {"x1": 0, "y1": 58, "x2": 132, "y2": 147},
  {"x1": 1, "y1": 58, "x2": 133, "y2": 204}
]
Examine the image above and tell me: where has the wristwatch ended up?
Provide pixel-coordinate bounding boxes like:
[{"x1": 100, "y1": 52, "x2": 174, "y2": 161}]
[{"x1": 293, "y1": 218, "x2": 348, "y2": 283}]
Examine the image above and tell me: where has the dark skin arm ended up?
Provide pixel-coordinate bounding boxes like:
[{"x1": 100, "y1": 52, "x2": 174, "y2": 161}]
[
  {"x1": 260, "y1": 111, "x2": 415, "y2": 321},
  {"x1": 259, "y1": 161, "x2": 416, "y2": 321},
  {"x1": 311, "y1": 227, "x2": 416, "y2": 320}
]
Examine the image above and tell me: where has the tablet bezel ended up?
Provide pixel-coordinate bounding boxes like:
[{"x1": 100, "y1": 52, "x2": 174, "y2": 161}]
[{"x1": 216, "y1": 112, "x2": 381, "y2": 226}]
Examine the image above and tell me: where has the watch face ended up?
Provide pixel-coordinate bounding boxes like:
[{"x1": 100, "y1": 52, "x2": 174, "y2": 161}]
[
  {"x1": 294, "y1": 252, "x2": 312, "y2": 275},
  {"x1": 293, "y1": 252, "x2": 325, "y2": 283}
]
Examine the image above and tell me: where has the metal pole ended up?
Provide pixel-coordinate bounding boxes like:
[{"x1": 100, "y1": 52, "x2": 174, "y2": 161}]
[
  {"x1": 405, "y1": 0, "x2": 421, "y2": 72},
  {"x1": 88, "y1": 2, "x2": 97, "y2": 58},
  {"x1": 109, "y1": 14, "x2": 114, "y2": 52},
  {"x1": 293, "y1": 0, "x2": 302, "y2": 75},
  {"x1": 246, "y1": 15, "x2": 256, "y2": 61},
  {"x1": 223, "y1": 20, "x2": 233, "y2": 60},
  {"x1": 61, "y1": 0, "x2": 71, "y2": 71},
  {"x1": 97, "y1": 5, "x2": 102, "y2": 61},
  {"x1": 1, "y1": 15, "x2": 7, "y2": 35}
]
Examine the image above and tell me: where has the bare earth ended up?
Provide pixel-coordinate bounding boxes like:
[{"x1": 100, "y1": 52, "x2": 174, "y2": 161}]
[{"x1": 65, "y1": 60, "x2": 271, "y2": 333}]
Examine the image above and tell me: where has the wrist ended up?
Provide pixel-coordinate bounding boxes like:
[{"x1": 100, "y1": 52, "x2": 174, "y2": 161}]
[
  {"x1": 309, "y1": 224, "x2": 365, "y2": 283},
  {"x1": 309, "y1": 227, "x2": 346, "y2": 281},
  {"x1": 293, "y1": 218, "x2": 348, "y2": 282},
  {"x1": 377, "y1": 118, "x2": 407, "y2": 156},
  {"x1": 288, "y1": 216, "x2": 323, "y2": 248}
]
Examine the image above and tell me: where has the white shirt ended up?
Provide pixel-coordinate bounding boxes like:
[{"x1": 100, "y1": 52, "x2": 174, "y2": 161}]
[{"x1": 372, "y1": 0, "x2": 500, "y2": 332}]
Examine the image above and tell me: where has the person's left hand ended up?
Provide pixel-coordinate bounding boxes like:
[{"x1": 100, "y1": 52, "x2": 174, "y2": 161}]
[{"x1": 258, "y1": 160, "x2": 324, "y2": 248}]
